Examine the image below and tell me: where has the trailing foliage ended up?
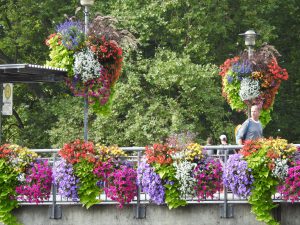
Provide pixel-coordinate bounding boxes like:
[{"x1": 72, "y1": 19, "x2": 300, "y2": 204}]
[
  {"x1": 73, "y1": 160, "x2": 102, "y2": 209},
  {"x1": 154, "y1": 163, "x2": 187, "y2": 209},
  {"x1": 240, "y1": 138, "x2": 297, "y2": 225},
  {"x1": 0, "y1": 159, "x2": 20, "y2": 225}
]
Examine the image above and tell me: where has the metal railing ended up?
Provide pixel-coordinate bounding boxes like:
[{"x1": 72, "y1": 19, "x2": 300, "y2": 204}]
[{"x1": 22, "y1": 144, "x2": 300, "y2": 219}]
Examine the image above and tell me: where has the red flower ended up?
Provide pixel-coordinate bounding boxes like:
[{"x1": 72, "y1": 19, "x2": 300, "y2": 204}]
[
  {"x1": 268, "y1": 59, "x2": 289, "y2": 81},
  {"x1": 240, "y1": 140, "x2": 261, "y2": 157},
  {"x1": 59, "y1": 139, "x2": 96, "y2": 164},
  {"x1": 100, "y1": 45, "x2": 108, "y2": 53},
  {"x1": 145, "y1": 143, "x2": 176, "y2": 165},
  {"x1": 219, "y1": 56, "x2": 239, "y2": 77}
]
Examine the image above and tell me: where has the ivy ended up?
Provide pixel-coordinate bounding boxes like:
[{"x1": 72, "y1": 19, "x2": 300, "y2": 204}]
[
  {"x1": 46, "y1": 34, "x2": 74, "y2": 76},
  {"x1": 248, "y1": 168, "x2": 279, "y2": 225},
  {"x1": 154, "y1": 164, "x2": 187, "y2": 209},
  {"x1": 246, "y1": 142, "x2": 280, "y2": 225},
  {"x1": 73, "y1": 160, "x2": 102, "y2": 209},
  {"x1": 0, "y1": 159, "x2": 21, "y2": 225}
]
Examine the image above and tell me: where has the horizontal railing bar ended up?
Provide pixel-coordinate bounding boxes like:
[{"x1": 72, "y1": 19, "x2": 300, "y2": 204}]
[{"x1": 30, "y1": 144, "x2": 300, "y2": 154}]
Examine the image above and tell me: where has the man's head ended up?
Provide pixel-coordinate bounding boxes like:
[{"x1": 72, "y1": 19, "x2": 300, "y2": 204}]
[{"x1": 251, "y1": 105, "x2": 260, "y2": 121}]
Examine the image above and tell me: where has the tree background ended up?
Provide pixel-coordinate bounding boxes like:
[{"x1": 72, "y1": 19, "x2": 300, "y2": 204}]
[{"x1": 0, "y1": 0, "x2": 299, "y2": 148}]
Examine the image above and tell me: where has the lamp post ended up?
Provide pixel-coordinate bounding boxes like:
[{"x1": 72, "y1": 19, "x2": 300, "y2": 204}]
[
  {"x1": 239, "y1": 29, "x2": 257, "y2": 59},
  {"x1": 80, "y1": 0, "x2": 94, "y2": 141},
  {"x1": 239, "y1": 29, "x2": 258, "y2": 117}
]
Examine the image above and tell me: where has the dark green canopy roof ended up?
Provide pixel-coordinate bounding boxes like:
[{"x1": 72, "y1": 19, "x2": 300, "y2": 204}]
[{"x1": 0, "y1": 64, "x2": 67, "y2": 83}]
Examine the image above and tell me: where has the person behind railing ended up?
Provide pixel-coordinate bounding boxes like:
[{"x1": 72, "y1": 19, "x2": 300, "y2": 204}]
[
  {"x1": 205, "y1": 136, "x2": 215, "y2": 156},
  {"x1": 217, "y1": 134, "x2": 236, "y2": 163},
  {"x1": 236, "y1": 105, "x2": 263, "y2": 145}
]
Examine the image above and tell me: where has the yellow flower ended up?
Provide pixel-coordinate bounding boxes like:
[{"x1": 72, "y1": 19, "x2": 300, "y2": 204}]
[
  {"x1": 252, "y1": 71, "x2": 263, "y2": 80},
  {"x1": 185, "y1": 143, "x2": 203, "y2": 161},
  {"x1": 95, "y1": 144, "x2": 127, "y2": 161}
]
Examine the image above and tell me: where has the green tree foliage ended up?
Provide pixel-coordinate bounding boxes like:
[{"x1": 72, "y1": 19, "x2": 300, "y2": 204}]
[{"x1": 88, "y1": 50, "x2": 233, "y2": 146}]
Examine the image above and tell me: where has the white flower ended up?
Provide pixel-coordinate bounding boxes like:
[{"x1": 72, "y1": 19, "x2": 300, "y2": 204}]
[
  {"x1": 272, "y1": 158, "x2": 288, "y2": 180},
  {"x1": 73, "y1": 48, "x2": 102, "y2": 82},
  {"x1": 17, "y1": 173, "x2": 26, "y2": 182},
  {"x1": 173, "y1": 160, "x2": 197, "y2": 198},
  {"x1": 239, "y1": 78, "x2": 260, "y2": 101},
  {"x1": 171, "y1": 151, "x2": 185, "y2": 160}
]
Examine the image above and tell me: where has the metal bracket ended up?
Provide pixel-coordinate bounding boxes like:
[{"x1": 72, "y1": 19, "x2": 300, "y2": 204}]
[
  {"x1": 220, "y1": 203, "x2": 233, "y2": 218},
  {"x1": 133, "y1": 204, "x2": 146, "y2": 219},
  {"x1": 49, "y1": 205, "x2": 62, "y2": 219},
  {"x1": 272, "y1": 203, "x2": 281, "y2": 223}
]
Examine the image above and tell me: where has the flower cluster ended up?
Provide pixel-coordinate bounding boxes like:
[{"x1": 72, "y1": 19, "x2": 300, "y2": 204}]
[
  {"x1": 137, "y1": 160, "x2": 165, "y2": 205},
  {"x1": 145, "y1": 143, "x2": 176, "y2": 165},
  {"x1": 236, "y1": 138, "x2": 297, "y2": 224},
  {"x1": 73, "y1": 48, "x2": 102, "y2": 83},
  {"x1": 16, "y1": 160, "x2": 52, "y2": 204},
  {"x1": 46, "y1": 18, "x2": 125, "y2": 110},
  {"x1": 278, "y1": 161, "x2": 300, "y2": 203},
  {"x1": 241, "y1": 138, "x2": 296, "y2": 175},
  {"x1": 272, "y1": 158, "x2": 288, "y2": 180},
  {"x1": 0, "y1": 144, "x2": 37, "y2": 172},
  {"x1": 193, "y1": 158, "x2": 223, "y2": 200},
  {"x1": 141, "y1": 135, "x2": 225, "y2": 208},
  {"x1": 185, "y1": 143, "x2": 203, "y2": 162},
  {"x1": 94, "y1": 159, "x2": 137, "y2": 208},
  {"x1": 95, "y1": 145, "x2": 127, "y2": 161},
  {"x1": 0, "y1": 144, "x2": 41, "y2": 225},
  {"x1": 59, "y1": 139, "x2": 95, "y2": 164},
  {"x1": 239, "y1": 139, "x2": 261, "y2": 157},
  {"x1": 104, "y1": 164, "x2": 137, "y2": 208},
  {"x1": 57, "y1": 139, "x2": 138, "y2": 208},
  {"x1": 219, "y1": 45, "x2": 289, "y2": 125},
  {"x1": 239, "y1": 77, "x2": 260, "y2": 101},
  {"x1": 56, "y1": 20, "x2": 85, "y2": 50},
  {"x1": 165, "y1": 131, "x2": 197, "y2": 150},
  {"x1": 223, "y1": 154, "x2": 254, "y2": 198},
  {"x1": 52, "y1": 159, "x2": 79, "y2": 201},
  {"x1": 173, "y1": 160, "x2": 197, "y2": 197}
]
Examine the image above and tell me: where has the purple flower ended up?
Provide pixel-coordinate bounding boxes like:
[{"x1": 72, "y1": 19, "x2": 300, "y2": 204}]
[
  {"x1": 223, "y1": 154, "x2": 254, "y2": 198},
  {"x1": 232, "y1": 60, "x2": 252, "y2": 74},
  {"x1": 137, "y1": 160, "x2": 165, "y2": 205},
  {"x1": 56, "y1": 20, "x2": 85, "y2": 50},
  {"x1": 227, "y1": 75, "x2": 234, "y2": 83},
  {"x1": 52, "y1": 159, "x2": 79, "y2": 201}
]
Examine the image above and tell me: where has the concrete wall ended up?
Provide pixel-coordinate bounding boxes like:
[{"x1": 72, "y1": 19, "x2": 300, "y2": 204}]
[{"x1": 1, "y1": 203, "x2": 299, "y2": 225}]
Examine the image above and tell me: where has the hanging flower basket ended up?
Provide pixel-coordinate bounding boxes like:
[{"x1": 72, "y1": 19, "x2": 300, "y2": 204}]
[
  {"x1": 219, "y1": 45, "x2": 289, "y2": 125},
  {"x1": 45, "y1": 15, "x2": 135, "y2": 113}
]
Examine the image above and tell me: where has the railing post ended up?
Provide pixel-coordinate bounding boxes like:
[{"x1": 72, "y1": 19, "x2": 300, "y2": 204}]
[
  {"x1": 49, "y1": 153, "x2": 62, "y2": 219},
  {"x1": 220, "y1": 147, "x2": 233, "y2": 218},
  {"x1": 134, "y1": 151, "x2": 146, "y2": 219}
]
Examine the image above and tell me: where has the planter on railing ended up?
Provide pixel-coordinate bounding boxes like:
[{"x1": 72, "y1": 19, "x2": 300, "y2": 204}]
[{"x1": 0, "y1": 140, "x2": 299, "y2": 225}]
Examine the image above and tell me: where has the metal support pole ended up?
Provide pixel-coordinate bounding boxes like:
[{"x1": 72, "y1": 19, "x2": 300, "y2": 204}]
[
  {"x1": 247, "y1": 45, "x2": 253, "y2": 118},
  {"x1": 134, "y1": 151, "x2": 146, "y2": 219},
  {"x1": 83, "y1": 5, "x2": 89, "y2": 142},
  {"x1": 49, "y1": 153, "x2": 62, "y2": 219},
  {"x1": 248, "y1": 46, "x2": 253, "y2": 59},
  {"x1": 220, "y1": 147, "x2": 233, "y2": 218}
]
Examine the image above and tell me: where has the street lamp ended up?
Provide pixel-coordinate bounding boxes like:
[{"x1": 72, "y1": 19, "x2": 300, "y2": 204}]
[
  {"x1": 239, "y1": 30, "x2": 258, "y2": 118},
  {"x1": 80, "y1": 0, "x2": 95, "y2": 141},
  {"x1": 80, "y1": 0, "x2": 94, "y2": 5},
  {"x1": 239, "y1": 29, "x2": 258, "y2": 59}
]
